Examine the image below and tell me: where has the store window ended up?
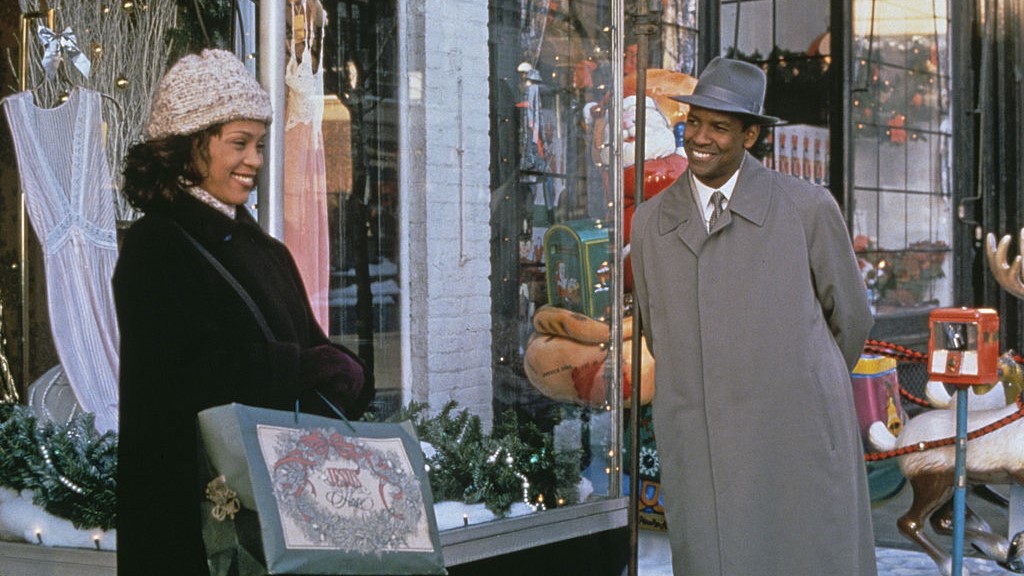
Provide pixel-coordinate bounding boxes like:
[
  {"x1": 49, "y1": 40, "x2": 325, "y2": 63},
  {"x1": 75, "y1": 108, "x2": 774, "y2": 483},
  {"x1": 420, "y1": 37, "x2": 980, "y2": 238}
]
[
  {"x1": 315, "y1": 0, "x2": 401, "y2": 411},
  {"x1": 489, "y1": 0, "x2": 623, "y2": 474},
  {"x1": 300, "y1": 0, "x2": 631, "y2": 553},
  {"x1": 661, "y1": 0, "x2": 700, "y2": 73},
  {"x1": 720, "y1": 0, "x2": 953, "y2": 317},
  {"x1": 0, "y1": 1, "x2": 629, "y2": 567},
  {"x1": 849, "y1": 0, "x2": 953, "y2": 315}
]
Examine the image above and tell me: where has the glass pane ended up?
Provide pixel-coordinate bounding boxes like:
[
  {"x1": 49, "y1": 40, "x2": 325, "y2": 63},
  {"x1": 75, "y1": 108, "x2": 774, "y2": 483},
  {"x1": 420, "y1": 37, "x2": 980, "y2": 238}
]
[
  {"x1": 853, "y1": 135, "x2": 880, "y2": 188},
  {"x1": 720, "y1": 0, "x2": 830, "y2": 58},
  {"x1": 298, "y1": 0, "x2": 402, "y2": 412},
  {"x1": 489, "y1": 0, "x2": 622, "y2": 522},
  {"x1": 629, "y1": 0, "x2": 701, "y2": 535},
  {"x1": 851, "y1": 0, "x2": 953, "y2": 315},
  {"x1": 877, "y1": 140, "x2": 908, "y2": 190},
  {"x1": 662, "y1": 0, "x2": 700, "y2": 74},
  {"x1": 720, "y1": 0, "x2": 774, "y2": 58},
  {"x1": 284, "y1": 0, "x2": 626, "y2": 533},
  {"x1": 904, "y1": 138, "x2": 935, "y2": 193}
]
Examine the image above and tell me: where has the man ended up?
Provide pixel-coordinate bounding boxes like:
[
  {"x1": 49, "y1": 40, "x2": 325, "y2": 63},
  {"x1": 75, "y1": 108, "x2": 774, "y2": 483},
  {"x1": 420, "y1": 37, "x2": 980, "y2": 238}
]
[{"x1": 630, "y1": 57, "x2": 877, "y2": 575}]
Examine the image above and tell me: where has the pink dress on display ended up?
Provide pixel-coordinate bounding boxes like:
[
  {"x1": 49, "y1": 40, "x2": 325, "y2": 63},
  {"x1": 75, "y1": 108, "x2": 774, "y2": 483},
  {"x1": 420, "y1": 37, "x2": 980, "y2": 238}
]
[{"x1": 284, "y1": 0, "x2": 330, "y2": 330}]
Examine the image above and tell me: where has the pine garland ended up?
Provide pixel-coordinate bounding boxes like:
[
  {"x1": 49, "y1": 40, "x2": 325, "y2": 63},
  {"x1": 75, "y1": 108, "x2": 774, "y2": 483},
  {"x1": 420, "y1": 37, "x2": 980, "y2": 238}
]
[
  {"x1": 411, "y1": 401, "x2": 489, "y2": 505},
  {"x1": 0, "y1": 404, "x2": 117, "y2": 530},
  {"x1": 0, "y1": 399, "x2": 583, "y2": 533},
  {"x1": 384, "y1": 401, "x2": 582, "y2": 516}
]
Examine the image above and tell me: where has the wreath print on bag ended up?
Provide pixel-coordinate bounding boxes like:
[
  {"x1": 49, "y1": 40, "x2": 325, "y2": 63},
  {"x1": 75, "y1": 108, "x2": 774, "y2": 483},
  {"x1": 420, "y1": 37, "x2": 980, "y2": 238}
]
[{"x1": 257, "y1": 424, "x2": 434, "y2": 554}]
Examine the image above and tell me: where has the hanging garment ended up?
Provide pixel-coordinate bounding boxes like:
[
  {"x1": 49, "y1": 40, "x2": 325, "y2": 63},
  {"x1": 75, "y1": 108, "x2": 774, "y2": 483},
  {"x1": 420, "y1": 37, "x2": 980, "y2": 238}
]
[
  {"x1": 284, "y1": 3, "x2": 330, "y2": 331},
  {"x1": 2, "y1": 88, "x2": 120, "y2": 432}
]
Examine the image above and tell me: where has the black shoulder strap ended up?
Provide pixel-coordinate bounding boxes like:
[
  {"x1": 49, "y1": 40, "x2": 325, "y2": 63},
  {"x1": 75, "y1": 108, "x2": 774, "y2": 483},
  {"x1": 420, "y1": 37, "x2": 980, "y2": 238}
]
[{"x1": 166, "y1": 219, "x2": 277, "y2": 342}]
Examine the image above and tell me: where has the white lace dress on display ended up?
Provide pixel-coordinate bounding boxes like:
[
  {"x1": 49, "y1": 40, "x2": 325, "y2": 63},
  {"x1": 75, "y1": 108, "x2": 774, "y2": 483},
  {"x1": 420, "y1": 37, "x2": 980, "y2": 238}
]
[{"x1": 2, "y1": 88, "x2": 120, "y2": 432}]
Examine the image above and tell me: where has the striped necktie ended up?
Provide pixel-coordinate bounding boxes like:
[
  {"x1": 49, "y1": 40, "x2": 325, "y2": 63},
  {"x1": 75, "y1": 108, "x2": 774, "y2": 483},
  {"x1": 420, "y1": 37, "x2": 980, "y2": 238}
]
[{"x1": 708, "y1": 191, "x2": 725, "y2": 231}]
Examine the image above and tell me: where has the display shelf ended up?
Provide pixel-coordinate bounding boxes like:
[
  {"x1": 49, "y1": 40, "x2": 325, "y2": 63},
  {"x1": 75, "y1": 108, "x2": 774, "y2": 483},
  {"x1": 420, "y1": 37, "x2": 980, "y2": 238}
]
[
  {"x1": 440, "y1": 497, "x2": 628, "y2": 566},
  {"x1": 0, "y1": 497, "x2": 627, "y2": 574},
  {"x1": 0, "y1": 540, "x2": 115, "y2": 576}
]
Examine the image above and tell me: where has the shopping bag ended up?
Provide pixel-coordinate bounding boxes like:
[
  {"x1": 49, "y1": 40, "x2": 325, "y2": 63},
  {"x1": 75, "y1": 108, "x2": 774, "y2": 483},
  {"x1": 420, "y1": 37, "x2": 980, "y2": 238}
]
[{"x1": 197, "y1": 402, "x2": 447, "y2": 575}]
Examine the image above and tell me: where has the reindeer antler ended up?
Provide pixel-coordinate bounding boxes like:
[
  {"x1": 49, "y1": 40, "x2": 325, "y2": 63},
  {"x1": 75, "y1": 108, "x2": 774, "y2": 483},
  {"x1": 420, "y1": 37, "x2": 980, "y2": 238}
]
[{"x1": 985, "y1": 230, "x2": 1024, "y2": 299}]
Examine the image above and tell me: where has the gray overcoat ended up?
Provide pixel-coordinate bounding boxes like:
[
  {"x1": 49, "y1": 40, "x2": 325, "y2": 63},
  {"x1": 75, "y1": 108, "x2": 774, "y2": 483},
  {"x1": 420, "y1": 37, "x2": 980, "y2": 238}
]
[{"x1": 631, "y1": 153, "x2": 877, "y2": 575}]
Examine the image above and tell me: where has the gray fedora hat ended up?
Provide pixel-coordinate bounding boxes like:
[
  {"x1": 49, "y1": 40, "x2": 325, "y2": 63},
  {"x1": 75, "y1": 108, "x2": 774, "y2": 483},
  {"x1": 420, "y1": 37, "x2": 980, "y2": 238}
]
[{"x1": 670, "y1": 57, "x2": 780, "y2": 125}]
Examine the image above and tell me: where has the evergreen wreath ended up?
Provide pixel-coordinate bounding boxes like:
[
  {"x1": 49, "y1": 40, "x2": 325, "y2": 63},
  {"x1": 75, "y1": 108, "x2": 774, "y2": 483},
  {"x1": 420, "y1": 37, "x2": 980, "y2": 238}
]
[{"x1": 269, "y1": 426, "x2": 425, "y2": 553}]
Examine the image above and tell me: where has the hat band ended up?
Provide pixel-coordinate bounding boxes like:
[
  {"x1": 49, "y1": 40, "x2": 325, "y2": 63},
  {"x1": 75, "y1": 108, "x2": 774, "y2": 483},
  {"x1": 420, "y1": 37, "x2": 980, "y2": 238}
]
[{"x1": 693, "y1": 84, "x2": 760, "y2": 115}]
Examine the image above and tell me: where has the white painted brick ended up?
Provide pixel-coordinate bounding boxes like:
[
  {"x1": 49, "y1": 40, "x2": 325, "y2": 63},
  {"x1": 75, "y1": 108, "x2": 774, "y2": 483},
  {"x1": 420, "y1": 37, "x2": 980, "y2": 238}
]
[{"x1": 400, "y1": 0, "x2": 494, "y2": 430}]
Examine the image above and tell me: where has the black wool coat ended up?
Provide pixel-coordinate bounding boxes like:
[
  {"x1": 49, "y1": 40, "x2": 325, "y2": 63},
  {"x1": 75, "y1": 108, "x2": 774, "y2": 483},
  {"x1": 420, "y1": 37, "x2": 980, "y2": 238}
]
[{"x1": 113, "y1": 194, "x2": 372, "y2": 576}]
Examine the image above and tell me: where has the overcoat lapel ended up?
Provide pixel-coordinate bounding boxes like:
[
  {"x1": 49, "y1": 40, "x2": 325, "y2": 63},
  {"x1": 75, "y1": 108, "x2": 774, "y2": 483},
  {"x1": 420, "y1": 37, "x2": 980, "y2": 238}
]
[
  {"x1": 656, "y1": 152, "x2": 773, "y2": 255},
  {"x1": 722, "y1": 153, "x2": 772, "y2": 229},
  {"x1": 657, "y1": 175, "x2": 708, "y2": 255}
]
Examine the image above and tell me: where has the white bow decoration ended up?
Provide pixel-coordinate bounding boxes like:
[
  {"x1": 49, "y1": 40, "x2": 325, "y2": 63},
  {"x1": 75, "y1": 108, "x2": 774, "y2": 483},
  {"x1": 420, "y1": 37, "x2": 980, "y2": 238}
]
[{"x1": 36, "y1": 25, "x2": 91, "y2": 80}]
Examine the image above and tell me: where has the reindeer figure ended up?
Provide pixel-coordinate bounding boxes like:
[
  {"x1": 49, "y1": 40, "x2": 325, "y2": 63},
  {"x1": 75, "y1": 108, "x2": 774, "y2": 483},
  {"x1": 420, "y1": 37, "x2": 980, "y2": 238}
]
[
  {"x1": 864, "y1": 231, "x2": 1024, "y2": 575},
  {"x1": 870, "y1": 394, "x2": 1024, "y2": 575}
]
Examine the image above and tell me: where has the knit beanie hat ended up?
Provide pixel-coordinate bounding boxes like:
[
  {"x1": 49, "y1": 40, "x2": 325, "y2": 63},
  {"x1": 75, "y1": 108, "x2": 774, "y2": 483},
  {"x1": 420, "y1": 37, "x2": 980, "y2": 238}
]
[{"x1": 144, "y1": 49, "x2": 272, "y2": 140}]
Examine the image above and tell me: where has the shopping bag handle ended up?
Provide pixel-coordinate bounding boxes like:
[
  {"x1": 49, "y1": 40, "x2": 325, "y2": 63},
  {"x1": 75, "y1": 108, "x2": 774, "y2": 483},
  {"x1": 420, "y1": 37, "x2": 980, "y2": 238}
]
[{"x1": 294, "y1": 391, "x2": 357, "y2": 433}]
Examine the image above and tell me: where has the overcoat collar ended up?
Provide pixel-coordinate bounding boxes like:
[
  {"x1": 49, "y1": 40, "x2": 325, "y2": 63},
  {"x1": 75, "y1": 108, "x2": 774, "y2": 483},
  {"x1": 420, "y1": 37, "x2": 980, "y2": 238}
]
[
  {"x1": 657, "y1": 151, "x2": 773, "y2": 255},
  {"x1": 157, "y1": 193, "x2": 265, "y2": 248}
]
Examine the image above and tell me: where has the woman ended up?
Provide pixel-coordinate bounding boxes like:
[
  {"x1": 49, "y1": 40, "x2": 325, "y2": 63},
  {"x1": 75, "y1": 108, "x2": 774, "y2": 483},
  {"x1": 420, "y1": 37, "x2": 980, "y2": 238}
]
[{"x1": 113, "y1": 49, "x2": 373, "y2": 576}]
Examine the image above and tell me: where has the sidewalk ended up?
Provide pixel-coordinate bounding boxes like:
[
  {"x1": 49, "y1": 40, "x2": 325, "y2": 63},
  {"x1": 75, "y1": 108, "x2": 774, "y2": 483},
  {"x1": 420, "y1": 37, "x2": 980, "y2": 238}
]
[
  {"x1": 633, "y1": 478, "x2": 1018, "y2": 574},
  {"x1": 875, "y1": 546, "x2": 1014, "y2": 575},
  {"x1": 637, "y1": 530, "x2": 1015, "y2": 575}
]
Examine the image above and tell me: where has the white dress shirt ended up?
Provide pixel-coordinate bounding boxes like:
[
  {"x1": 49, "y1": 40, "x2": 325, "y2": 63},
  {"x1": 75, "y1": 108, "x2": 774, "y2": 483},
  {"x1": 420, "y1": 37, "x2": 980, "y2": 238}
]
[{"x1": 690, "y1": 164, "x2": 741, "y2": 231}]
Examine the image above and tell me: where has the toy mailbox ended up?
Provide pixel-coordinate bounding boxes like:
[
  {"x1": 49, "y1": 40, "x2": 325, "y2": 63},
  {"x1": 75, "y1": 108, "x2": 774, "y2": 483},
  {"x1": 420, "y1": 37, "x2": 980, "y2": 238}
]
[
  {"x1": 544, "y1": 219, "x2": 611, "y2": 320},
  {"x1": 927, "y1": 307, "x2": 1000, "y2": 387}
]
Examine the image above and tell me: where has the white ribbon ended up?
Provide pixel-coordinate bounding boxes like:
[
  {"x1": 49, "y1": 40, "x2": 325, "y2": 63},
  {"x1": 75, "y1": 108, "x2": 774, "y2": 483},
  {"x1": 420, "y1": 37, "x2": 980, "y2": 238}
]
[{"x1": 36, "y1": 25, "x2": 91, "y2": 80}]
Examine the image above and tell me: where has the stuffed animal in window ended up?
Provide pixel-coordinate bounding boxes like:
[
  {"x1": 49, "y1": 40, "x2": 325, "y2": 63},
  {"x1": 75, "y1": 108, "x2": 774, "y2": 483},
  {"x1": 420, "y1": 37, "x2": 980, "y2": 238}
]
[{"x1": 524, "y1": 305, "x2": 654, "y2": 407}]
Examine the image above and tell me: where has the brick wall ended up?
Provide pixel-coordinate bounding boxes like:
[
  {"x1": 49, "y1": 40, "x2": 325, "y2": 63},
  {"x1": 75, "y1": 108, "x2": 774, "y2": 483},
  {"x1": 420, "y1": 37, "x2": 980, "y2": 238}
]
[{"x1": 405, "y1": 0, "x2": 494, "y2": 428}]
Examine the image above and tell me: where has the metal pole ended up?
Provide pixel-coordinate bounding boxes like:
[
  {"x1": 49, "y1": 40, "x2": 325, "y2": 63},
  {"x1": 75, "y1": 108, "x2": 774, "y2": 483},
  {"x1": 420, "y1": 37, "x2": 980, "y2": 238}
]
[
  {"x1": 1010, "y1": 484, "x2": 1024, "y2": 553},
  {"x1": 830, "y1": 0, "x2": 850, "y2": 214},
  {"x1": 608, "y1": 0, "x2": 626, "y2": 508},
  {"x1": 697, "y1": 0, "x2": 719, "y2": 70},
  {"x1": 628, "y1": 2, "x2": 660, "y2": 575},
  {"x1": 16, "y1": 9, "x2": 55, "y2": 394},
  {"x1": 257, "y1": 0, "x2": 286, "y2": 239},
  {"x1": 951, "y1": 386, "x2": 969, "y2": 575}
]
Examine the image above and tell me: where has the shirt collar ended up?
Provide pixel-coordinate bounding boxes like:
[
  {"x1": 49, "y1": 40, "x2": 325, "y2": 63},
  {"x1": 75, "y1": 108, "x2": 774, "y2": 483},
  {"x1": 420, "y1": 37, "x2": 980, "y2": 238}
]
[{"x1": 690, "y1": 155, "x2": 743, "y2": 218}]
